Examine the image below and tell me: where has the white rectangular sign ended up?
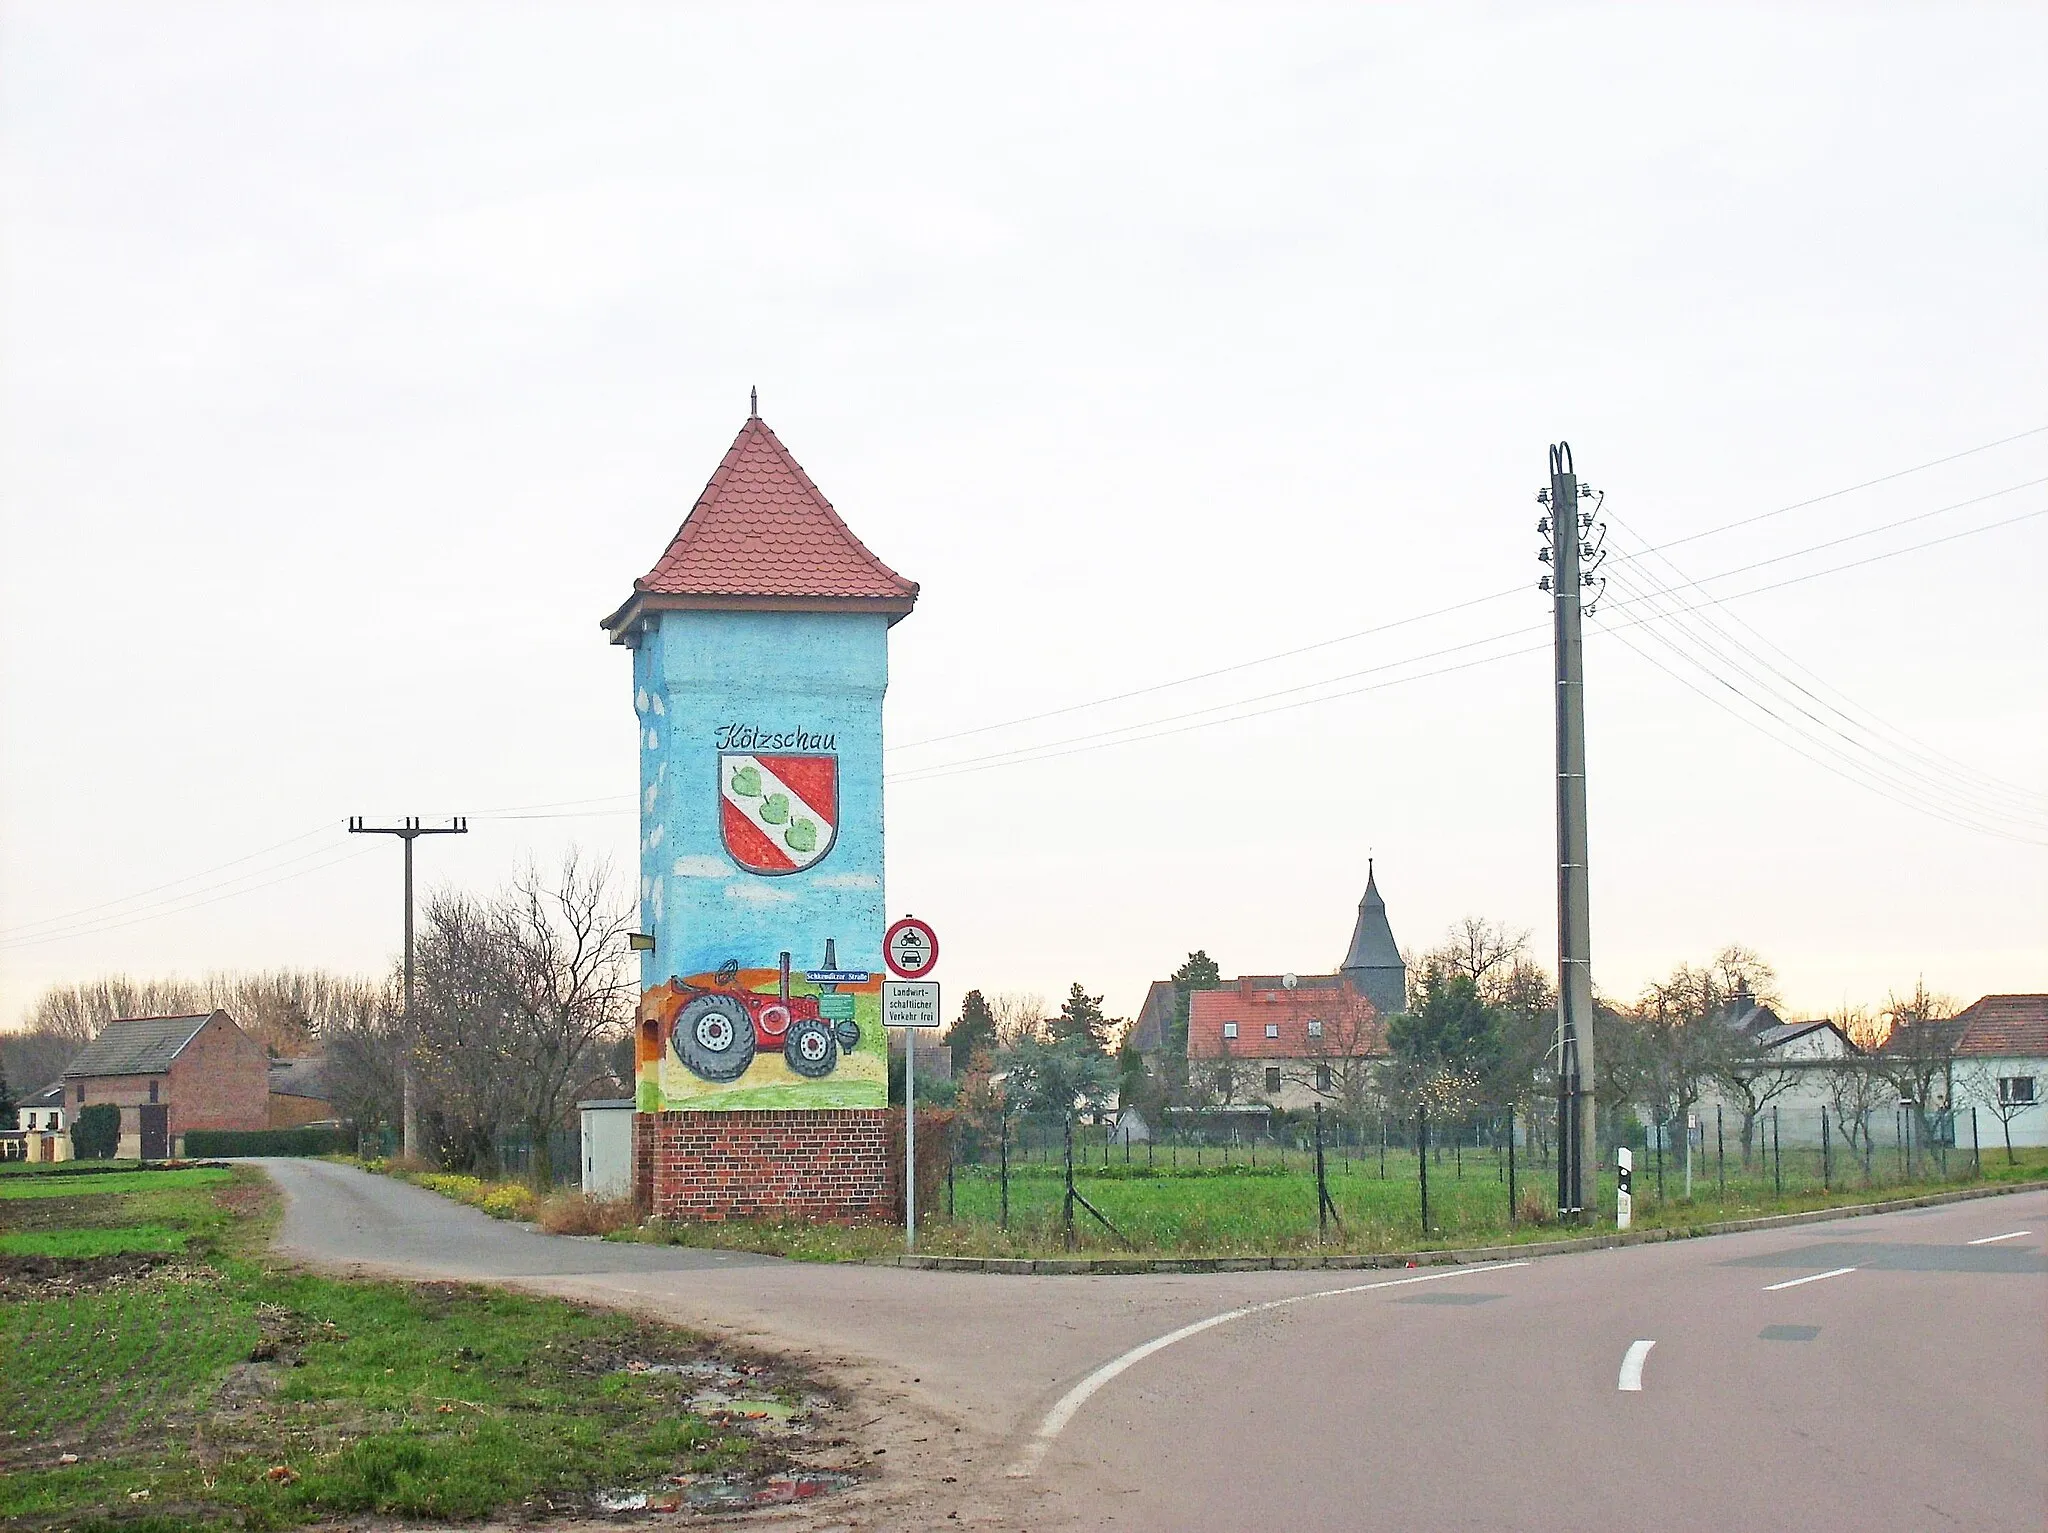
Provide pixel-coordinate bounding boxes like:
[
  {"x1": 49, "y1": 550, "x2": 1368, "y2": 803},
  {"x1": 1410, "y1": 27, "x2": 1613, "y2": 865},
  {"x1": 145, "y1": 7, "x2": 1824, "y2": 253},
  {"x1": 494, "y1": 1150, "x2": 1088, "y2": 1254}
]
[{"x1": 882, "y1": 980, "x2": 943, "y2": 1029}]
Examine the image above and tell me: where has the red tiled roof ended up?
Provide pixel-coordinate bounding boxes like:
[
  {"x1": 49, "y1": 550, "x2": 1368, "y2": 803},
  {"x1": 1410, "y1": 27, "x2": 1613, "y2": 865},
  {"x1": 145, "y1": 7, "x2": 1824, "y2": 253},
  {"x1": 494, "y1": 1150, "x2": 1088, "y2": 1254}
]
[
  {"x1": 1188, "y1": 977, "x2": 1385, "y2": 1061},
  {"x1": 603, "y1": 415, "x2": 916, "y2": 637},
  {"x1": 1953, "y1": 994, "x2": 2048, "y2": 1058}
]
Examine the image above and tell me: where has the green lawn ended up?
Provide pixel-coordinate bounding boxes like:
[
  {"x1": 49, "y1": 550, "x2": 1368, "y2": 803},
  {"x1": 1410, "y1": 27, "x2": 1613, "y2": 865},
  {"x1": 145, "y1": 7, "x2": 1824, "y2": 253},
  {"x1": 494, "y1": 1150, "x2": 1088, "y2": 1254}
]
[
  {"x1": 0, "y1": 1164, "x2": 854, "y2": 1528},
  {"x1": 622, "y1": 1141, "x2": 2048, "y2": 1262}
]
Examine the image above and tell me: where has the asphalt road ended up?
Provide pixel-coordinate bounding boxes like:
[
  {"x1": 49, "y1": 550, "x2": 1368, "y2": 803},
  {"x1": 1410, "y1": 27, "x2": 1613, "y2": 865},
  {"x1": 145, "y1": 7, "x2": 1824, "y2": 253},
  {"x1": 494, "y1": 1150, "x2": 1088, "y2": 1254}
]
[{"x1": 263, "y1": 1161, "x2": 2047, "y2": 1530}]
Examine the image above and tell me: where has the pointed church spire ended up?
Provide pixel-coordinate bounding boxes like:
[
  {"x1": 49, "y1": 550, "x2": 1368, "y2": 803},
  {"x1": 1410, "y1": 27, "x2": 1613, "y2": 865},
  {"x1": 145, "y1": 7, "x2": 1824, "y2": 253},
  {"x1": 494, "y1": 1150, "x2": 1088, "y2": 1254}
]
[{"x1": 1341, "y1": 861, "x2": 1406, "y2": 1015}]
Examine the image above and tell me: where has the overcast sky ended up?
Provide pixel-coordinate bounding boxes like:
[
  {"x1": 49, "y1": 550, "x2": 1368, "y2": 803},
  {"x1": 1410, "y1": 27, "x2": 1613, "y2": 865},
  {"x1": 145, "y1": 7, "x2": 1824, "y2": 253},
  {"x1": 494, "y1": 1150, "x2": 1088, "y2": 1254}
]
[{"x1": 2, "y1": 3, "x2": 2042, "y2": 1032}]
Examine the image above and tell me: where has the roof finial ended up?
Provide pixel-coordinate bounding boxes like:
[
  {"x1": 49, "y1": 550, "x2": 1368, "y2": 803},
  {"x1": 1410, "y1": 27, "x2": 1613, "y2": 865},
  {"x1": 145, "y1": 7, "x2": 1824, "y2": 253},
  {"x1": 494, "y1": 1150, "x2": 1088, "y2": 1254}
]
[{"x1": 749, "y1": 385, "x2": 758, "y2": 419}]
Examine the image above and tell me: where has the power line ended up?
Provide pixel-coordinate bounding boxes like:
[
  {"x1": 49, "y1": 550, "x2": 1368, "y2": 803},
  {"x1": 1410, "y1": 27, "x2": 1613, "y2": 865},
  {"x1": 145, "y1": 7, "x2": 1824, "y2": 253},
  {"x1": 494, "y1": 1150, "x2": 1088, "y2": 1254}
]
[
  {"x1": 891, "y1": 585, "x2": 1530, "y2": 752},
  {"x1": 0, "y1": 844, "x2": 382, "y2": 952},
  {"x1": 896, "y1": 426, "x2": 2046, "y2": 756},
  {"x1": 1607, "y1": 475, "x2": 2047, "y2": 587},
  {"x1": 1601, "y1": 511, "x2": 2048, "y2": 821},
  {"x1": 1635, "y1": 422, "x2": 2047, "y2": 557},
  {"x1": 1598, "y1": 560, "x2": 2048, "y2": 839},
  {"x1": 890, "y1": 502, "x2": 2048, "y2": 784},
  {"x1": 0, "y1": 822, "x2": 333, "y2": 940},
  {"x1": 1591, "y1": 608, "x2": 2047, "y2": 847}
]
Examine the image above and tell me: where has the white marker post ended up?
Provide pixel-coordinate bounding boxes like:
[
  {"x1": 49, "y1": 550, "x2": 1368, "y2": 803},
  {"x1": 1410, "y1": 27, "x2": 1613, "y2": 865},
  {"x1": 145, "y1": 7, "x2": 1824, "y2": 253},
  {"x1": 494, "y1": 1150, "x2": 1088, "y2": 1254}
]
[
  {"x1": 883, "y1": 916, "x2": 942, "y2": 1253},
  {"x1": 1616, "y1": 1145, "x2": 1633, "y2": 1230}
]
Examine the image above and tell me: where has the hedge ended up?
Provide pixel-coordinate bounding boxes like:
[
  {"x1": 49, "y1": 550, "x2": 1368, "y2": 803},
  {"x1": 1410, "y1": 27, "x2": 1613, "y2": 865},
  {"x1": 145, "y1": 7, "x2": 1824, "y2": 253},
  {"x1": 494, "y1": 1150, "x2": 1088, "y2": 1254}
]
[
  {"x1": 71, "y1": 1103, "x2": 119, "y2": 1160},
  {"x1": 181, "y1": 1127, "x2": 347, "y2": 1158}
]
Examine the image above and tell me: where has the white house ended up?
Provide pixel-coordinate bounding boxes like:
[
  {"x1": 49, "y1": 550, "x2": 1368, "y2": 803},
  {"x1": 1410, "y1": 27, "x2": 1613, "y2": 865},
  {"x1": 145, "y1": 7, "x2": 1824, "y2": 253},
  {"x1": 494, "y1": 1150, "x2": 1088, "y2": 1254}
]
[
  {"x1": 15, "y1": 1082, "x2": 67, "y2": 1135},
  {"x1": 1949, "y1": 994, "x2": 2048, "y2": 1154},
  {"x1": 1688, "y1": 1000, "x2": 1858, "y2": 1148}
]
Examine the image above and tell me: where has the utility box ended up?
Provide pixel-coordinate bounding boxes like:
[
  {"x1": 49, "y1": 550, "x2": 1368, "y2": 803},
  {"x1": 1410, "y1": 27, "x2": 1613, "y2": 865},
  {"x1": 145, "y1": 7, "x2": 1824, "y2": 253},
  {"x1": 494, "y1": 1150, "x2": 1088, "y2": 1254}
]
[{"x1": 578, "y1": 1100, "x2": 635, "y2": 1200}]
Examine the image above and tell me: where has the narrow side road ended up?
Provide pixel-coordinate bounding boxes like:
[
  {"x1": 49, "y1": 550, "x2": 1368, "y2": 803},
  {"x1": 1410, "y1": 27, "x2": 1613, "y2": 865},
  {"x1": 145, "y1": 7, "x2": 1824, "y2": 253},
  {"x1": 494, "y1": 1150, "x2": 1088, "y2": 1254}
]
[{"x1": 263, "y1": 1162, "x2": 2048, "y2": 1530}]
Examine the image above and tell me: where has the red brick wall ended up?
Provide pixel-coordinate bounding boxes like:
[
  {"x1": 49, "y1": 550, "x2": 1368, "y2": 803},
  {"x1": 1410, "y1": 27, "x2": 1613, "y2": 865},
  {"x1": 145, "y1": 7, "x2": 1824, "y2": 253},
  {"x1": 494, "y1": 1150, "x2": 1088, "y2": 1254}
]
[
  {"x1": 639, "y1": 1108, "x2": 953, "y2": 1224},
  {"x1": 166, "y1": 1013, "x2": 269, "y2": 1137}
]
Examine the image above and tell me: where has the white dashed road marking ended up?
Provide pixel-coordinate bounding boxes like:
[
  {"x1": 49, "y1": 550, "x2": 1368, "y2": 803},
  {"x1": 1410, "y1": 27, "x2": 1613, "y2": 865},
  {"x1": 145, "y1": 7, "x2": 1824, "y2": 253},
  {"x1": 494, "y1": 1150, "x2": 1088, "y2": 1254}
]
[
  {"x1": 1966, "y1": 1230, "x2": 2032, "y2": 1246},
  {"x1": 1007, "y1": 1261, "x2": 1531, "y2": 1477},
  {"x1": 1618, "y1": 1339, "x2": 1655, "y2": 1392},
  {"x1": 1763, "y1": 1265, "x2": 1857, "y2": 1291}
]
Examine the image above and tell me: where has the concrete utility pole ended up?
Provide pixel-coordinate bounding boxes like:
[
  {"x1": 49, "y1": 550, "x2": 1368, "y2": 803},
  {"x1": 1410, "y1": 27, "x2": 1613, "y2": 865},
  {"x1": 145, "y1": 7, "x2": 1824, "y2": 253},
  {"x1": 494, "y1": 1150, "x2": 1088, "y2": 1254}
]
[
  {"x1": 348, "y1": 816, "x2": 467, "y2": 1160},
  {"x1": 1538, "y1": 444, "x2": 1602, "y2": 1218}
]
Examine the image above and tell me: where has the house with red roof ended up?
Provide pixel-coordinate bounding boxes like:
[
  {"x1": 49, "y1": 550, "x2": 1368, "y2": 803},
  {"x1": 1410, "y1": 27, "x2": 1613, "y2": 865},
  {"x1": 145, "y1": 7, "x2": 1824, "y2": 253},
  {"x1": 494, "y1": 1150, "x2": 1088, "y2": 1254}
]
[
  {"x1": 1188, "y1": 975, "x2": 1388, "y2": 1114},
  {"x1": 1950, "y1": 994, "x2": 2048, "y2": 1152}
]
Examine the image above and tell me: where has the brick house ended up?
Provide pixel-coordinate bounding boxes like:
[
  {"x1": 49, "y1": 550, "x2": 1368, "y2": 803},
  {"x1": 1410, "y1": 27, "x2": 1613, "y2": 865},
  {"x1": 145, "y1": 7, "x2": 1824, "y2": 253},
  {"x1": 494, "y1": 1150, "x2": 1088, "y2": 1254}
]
[
  {"x1": 1188, "y1": 975, "x2": 1388, "y2": 1114},
  {"x1": 63, "y1": 1011, "x2": 268, "y2": 1159}
]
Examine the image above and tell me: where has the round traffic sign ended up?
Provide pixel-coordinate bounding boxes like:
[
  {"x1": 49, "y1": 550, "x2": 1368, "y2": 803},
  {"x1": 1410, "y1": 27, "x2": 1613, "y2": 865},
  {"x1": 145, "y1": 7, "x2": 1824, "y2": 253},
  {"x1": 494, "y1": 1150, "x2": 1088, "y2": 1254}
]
[{"x1": 884, "y1": 916, "x2": 939, "y2": 979}]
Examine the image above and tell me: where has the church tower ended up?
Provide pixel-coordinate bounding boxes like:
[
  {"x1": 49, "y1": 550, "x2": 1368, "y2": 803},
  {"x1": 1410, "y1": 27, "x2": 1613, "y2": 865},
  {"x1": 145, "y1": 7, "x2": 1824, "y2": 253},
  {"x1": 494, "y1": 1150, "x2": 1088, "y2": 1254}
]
[{"x1": 1339, "y1": 861, "x2": 1407, "y2": 1017}]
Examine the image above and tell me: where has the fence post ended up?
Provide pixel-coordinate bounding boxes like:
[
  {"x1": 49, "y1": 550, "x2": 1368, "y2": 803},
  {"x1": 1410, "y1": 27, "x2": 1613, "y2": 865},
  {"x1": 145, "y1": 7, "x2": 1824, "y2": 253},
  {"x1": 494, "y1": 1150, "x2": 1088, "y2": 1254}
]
[
  {"x1": 1417, "y1": 1104, "x2": 1431, "y2": 1235},
  {"x1": 1772, "y1": 1107, "x2": 1782, "y2": 1197},
  {"x1": 947, "y1": 1130, "x2": 956, "y2": 1220},
  {"x1": 1314, "y1": 1104, "x2": 1329, "y2": 1240},
  {"x1": 1655, "y1": 1118, "x2": 1665, "y2": 1202},
  {"x1": 1971, "y1": 1106, "x2": 1980, "y2": 1175},
  {"x1": 1821, "y1": 1106, "x2": 1830, "y2": 1191},
  {"x1": 1379, "y1": 1113, "x2": 1387, "y2": 1179},
  {"x1": 1063, "y1": 1114, "x2": 1075, "y2": 1251},
  {"x1": 1716, "y1": 1104, "x2": 1725, "y2": 1195},
  {"x1": 999, "y1": 1115, "x2": 1010, "y2": 1231},
  {"x1": 1507, "y1": 1106, "x2": 1517, "y2": 1225}
]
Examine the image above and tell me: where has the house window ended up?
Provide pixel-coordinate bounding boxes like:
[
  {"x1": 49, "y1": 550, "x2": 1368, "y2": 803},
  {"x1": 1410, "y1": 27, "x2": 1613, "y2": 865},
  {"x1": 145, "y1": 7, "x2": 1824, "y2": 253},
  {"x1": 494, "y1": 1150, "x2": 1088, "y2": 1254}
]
[
  {"x1": 1316, "y1": 1064, "x2": 1333, "y2": 1093},
  {"x1": 1222, "y1": 1022, "x2": 1238, "y2": 1040},
  {"x1": 148, "y1": 1081, "x2": 159, "y2": 1104},
  {"x1": 1307, "y1": 1019, "x2": 1323, "y2": 1038},
  {"x1": 76, "y1": 1083, "x2": 85, "y2": 1104},
  {"x1": 1213, "y1": 1066, "x2": 1232, "y2": 1093},
  {"x1": 1264, "y1": 1023, "x2": 1279, "y2": 1040},
  {"x1": 1999, "y1": 1077, "x2": 2038, "y2": 1105},
  {"x1": 1264, "y1": 1067, "x2": 1282, "y2": 1095}
]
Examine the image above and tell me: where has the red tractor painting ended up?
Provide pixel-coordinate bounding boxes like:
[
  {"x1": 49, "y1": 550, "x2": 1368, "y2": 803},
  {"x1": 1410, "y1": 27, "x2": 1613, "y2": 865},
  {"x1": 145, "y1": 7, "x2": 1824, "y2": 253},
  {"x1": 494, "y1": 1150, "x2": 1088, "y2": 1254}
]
[{"x1": 670, "y1": 950, "x2": 861, "y2": 1083}]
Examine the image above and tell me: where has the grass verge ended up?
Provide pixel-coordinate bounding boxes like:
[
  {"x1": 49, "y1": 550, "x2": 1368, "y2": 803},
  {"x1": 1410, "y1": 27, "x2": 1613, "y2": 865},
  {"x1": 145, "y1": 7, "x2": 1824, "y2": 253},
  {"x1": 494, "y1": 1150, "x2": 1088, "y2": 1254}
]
[
  {"x1": 615, "y1": 1146, "x2": 2048, "y2": 1263},
  {"x1": 0, "y1": 1164, "x2": 858, "y2": 1528}
]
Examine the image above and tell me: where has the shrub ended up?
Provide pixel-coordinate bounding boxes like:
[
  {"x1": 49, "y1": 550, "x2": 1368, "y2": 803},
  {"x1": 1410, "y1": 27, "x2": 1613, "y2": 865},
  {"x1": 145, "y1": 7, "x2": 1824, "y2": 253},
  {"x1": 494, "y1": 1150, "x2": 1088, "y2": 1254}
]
[
  {"x1": 535, "y1": 1193, "x2": 638, "y2": 1236},
  {"x1": 71, "y1": 1103, "x2": 119, "y2": 1159},
  {"x1": 183, "y1": 1127, "x2": 348, "y2": 1158}
]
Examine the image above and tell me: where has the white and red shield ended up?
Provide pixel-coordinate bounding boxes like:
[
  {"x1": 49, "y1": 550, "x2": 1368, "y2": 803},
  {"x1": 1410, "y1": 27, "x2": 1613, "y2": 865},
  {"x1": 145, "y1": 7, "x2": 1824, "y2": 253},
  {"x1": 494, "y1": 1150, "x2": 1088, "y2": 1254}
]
[{"x1": 719, "y1": 753, "x2": 838, "y2": 875}]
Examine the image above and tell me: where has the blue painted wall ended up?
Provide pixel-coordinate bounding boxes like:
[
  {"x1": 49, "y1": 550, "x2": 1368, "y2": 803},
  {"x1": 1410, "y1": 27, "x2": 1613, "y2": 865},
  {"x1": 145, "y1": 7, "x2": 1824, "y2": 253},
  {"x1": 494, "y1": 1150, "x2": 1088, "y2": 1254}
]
[{"x1": 631, "y1": 608, "x2": 890, "y2": 1110}]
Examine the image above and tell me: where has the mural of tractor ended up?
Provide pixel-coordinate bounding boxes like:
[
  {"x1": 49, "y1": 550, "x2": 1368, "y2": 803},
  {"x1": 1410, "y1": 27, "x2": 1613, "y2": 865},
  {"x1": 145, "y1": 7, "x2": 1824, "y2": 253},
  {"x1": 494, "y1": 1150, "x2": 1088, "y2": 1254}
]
[
  {"x1": 633, "y1": 935, "x2": 887, "y2": 1111},
  {"x1": 670, "y1": 950, "x2": 862, "y2": 1082}
]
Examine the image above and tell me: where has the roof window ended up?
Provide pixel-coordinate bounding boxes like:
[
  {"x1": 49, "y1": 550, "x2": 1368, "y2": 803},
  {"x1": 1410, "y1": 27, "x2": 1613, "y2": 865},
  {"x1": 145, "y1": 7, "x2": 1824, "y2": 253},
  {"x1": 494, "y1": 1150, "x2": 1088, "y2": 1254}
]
[
  {"x1": 1307, "y1": 1019, "x2": 1324, "y2": 1038},
  {"x1": 1222, "y1": 1021, "x2": 1238, "y2": 1040},
  {"x1": 1265, "y1": 1023, "x2": 1280, "y2": 1039}
]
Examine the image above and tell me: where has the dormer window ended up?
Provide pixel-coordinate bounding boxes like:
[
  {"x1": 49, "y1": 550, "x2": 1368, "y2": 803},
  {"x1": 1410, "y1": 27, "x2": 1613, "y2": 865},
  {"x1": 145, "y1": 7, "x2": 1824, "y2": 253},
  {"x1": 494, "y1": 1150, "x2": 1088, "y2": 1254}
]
[{"x1": 1223, "y1": 1022, "x2": 1238, "y2": 1040}]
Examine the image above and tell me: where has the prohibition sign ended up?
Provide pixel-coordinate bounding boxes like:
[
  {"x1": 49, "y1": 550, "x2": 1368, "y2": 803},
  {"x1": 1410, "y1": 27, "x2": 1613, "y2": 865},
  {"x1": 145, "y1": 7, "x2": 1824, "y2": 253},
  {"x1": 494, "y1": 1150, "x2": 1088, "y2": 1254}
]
[{"x1": 884, "y1": 916, "x2": 939, "y2": 979}]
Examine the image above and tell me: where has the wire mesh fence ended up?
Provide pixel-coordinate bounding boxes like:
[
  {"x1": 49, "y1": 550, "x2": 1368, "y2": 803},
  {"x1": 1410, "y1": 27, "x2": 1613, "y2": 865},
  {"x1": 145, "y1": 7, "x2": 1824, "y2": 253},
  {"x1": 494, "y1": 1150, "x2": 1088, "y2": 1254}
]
[{"x1": 929, "y1": 1101, "x2": 2001, "y2": 1252}]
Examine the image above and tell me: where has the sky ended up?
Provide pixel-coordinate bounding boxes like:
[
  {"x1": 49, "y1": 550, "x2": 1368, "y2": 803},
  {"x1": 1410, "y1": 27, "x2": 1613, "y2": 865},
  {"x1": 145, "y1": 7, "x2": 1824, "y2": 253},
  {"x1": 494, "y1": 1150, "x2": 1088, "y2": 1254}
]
[{"x1": 1, "y1": 2, "x2": 2043, "y2": 1032}]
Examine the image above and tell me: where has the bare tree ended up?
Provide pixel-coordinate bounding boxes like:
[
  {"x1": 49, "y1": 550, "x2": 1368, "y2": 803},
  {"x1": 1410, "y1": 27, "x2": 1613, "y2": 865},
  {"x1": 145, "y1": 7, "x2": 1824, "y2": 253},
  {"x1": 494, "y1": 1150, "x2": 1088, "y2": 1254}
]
[
  {"x1": 407, "y1": 853, "x2": 631, "y2": 1181},
  {"x1": 495, "y1": 855, "x2": 635, "y2": 1184},
  {"x1": 1873, "y1": 980, "x2": 1962, "y2": 1145},
  {"x1": 989, "y1": 992, "x2": 1048, "y2": 1048},
  {"x1": 1959, "y1": 1060, "x2": 2037, "y2": 1167},
  {"x1": 1715, "y1": 1045, "x2": 1804, "y2": 1168},
  {"x1": 1416, "y1": 917, "x2": 1531, "y2": 995},
  {"x1": 1824, "y1": 1056, "x2": 1892, "y2": 1167},
  {"x1": 1628, "y1": 965, "x2": 1735, "y2": 1181},
  {"x1": 1283, "y1": 999, "x2": 1384, "y2": 1129}
]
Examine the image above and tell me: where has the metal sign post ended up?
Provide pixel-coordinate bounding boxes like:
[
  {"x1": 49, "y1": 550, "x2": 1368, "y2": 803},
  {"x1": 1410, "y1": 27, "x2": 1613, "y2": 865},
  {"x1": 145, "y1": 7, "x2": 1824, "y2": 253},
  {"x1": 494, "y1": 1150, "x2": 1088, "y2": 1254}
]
[
  {"x1": 883, "y1": 918, "x2": 942, "y2": 1253},
  {"x1": 1616, "y1": 1145, "x2": 1633, "y2": 1230}
]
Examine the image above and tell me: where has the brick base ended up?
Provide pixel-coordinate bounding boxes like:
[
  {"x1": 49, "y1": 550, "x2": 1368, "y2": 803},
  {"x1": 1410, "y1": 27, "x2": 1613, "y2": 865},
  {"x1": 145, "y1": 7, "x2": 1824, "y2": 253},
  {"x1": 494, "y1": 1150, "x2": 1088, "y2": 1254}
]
[{"x1": 633, "y1": 1108, "x2": 953, "y2": 1224}]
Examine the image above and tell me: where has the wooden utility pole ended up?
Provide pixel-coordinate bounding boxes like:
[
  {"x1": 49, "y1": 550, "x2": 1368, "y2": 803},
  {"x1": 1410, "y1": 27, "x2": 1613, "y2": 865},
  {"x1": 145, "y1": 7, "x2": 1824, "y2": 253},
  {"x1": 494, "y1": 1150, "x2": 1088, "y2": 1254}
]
[{"x1": 348, "y1": 816, "x2": 467, "y2": 1160}]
